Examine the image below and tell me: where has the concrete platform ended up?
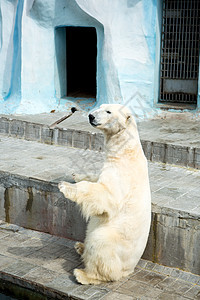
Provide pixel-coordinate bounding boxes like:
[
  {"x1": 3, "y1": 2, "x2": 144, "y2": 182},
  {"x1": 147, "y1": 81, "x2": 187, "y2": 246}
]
[
  {"x1": 0, "y1": 222, "x2": 199, "y2": 300},
  {"x1": 0, "y1": 135, "x2": 200, "y2": 275},
  {"x1": 0, "y1": 111, "x2": 200, "y2": 168}
]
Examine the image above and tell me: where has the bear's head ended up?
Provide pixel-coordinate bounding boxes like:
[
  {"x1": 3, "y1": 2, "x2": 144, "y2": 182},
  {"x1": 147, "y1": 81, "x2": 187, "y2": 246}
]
[{"x1": 88, "y1": 104, "x2": 136, "y2": 136}]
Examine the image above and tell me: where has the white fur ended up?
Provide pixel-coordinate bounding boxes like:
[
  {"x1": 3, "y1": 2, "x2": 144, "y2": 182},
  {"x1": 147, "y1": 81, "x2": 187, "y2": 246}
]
[{"x1": 58, "y1": 104, "x2": 151, "y2": 285}]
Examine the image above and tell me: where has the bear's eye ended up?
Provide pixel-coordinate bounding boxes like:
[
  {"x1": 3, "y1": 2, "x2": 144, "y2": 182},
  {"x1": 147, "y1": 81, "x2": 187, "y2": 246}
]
[{"x1": 106, "y1": 111, "x2": 111, "y2": 114}]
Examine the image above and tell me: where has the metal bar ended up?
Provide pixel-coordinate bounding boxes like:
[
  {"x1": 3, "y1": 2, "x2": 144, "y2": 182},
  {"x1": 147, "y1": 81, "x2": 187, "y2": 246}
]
[
  {"x1": 180, "y1": 0, "x2": 184, "y2": 79},
  {"x1": 188, "y1": 0, "x2": 192, "y2": 79},
  {"x1": 159, "y1": 0, "x2": 199, "y2": 104},
  {"x1": 192, "y1": 0, "x2": 194, "y2": 80},
  {"x1": 183, "y1": 0, "x2": 187, "y2": 79},
  {"x1": 170, "y1": 0, "x2": 173, "y2": 79},
  {"x1": 175, "y1": 0, "x2": 180, "y2": 79},
  {"x1": 167, "y1": 0, "x2": 170, "y2": 79},
  {"x1": 160, "y1": 0, "x2": 166, "y2": 101},
  {"x1": 197, "y1": 1, "x2": 200, "y2": 80},
  {"x1": 195, "y1": 0, "x2": 199, "y2": 79}
]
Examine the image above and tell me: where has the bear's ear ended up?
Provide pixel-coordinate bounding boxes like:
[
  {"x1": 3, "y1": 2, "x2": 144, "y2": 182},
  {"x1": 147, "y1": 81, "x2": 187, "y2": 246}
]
[{"x1": 126, "y1": 114, "x2": 132, "y2": 123}]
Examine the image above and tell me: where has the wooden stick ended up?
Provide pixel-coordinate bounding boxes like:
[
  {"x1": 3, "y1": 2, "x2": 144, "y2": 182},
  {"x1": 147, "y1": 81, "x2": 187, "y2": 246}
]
[{"x1": 49, "y1": 107, "x2": 78, "y2": 129}]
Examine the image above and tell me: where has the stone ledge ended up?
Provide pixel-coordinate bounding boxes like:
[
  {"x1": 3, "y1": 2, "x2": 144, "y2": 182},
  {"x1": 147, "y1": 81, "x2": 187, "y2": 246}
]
[
  {"x1": 0, "y1": 135, "x2": 200, "y2": 274},
  {"x1": 0, "y1": 170, "x2": 86, "y2": 241},
  {"x1": 0, "y1": 114, "x2": 200, "y2": 168},
  {"x1": 0, "y1": 116, "x2": 104, "y2": 152},
  {"x1": 0, "y1": 223, "x2": 199, "y2": 300},
  {"x1": 0, "y1": 163, "x2": 200, "y2": 275},
  {"x1": 141, "y1": 140, "x2": 200, "y2": 169}
]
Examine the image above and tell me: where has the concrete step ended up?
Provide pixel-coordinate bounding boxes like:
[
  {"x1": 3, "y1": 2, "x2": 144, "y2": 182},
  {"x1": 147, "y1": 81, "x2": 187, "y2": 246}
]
[
  {"x1": 0, "y1": 112, "x2": 200, "y2": 169},
  {"x1": 0, "y1": 135, "x2": 200, "y2": 276},
  {"x1": 0, "y1": 222, "x2": 199, "y2": 300}
]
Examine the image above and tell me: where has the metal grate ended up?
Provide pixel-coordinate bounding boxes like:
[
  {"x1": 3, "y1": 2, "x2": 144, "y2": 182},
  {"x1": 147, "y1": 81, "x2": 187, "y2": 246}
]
[{"x1": 159, "y1": 0, "x2": 200, "y2": 104}]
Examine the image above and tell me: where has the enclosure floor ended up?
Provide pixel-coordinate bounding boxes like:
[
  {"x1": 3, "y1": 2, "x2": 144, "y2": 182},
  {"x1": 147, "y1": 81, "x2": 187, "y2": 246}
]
[{"x1": 0, "y1": 222, "x2": 199, "y2": 300}]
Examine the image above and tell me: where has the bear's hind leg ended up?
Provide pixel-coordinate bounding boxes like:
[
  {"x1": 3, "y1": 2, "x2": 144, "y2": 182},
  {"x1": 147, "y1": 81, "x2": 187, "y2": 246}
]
[{"x1": 74, "y1": 269, "x2": 103, "y2": 285}]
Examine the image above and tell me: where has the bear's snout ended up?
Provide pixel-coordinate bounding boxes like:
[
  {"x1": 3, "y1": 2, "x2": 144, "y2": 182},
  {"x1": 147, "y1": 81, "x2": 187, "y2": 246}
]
[{"x1": 89, "y1": 114, "x2": 95, "y2": 123}]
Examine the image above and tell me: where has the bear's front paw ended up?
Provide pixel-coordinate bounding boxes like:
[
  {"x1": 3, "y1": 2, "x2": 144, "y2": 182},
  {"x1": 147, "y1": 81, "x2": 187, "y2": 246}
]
[
  {"x1": 58, "y1": 181, "x2": 67, "y2": 195},
  {"x1": 58, "y1": 181, "x2": 77, "y2": 201}
]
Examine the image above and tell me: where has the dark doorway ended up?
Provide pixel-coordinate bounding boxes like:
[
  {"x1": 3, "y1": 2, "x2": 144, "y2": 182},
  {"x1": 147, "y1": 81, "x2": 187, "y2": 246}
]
[
  {"x1": 66, "y1": 27, "x2": 97, "y2": 98},
  {"x1": 159, "y1": 0, "x2": 200, "y2": 105}
]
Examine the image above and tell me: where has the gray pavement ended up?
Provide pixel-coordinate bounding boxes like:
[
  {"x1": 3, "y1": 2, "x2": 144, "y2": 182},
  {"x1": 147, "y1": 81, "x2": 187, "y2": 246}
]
[
  {"x1": 0, "y1": 110, "x2": 200, "y2": 298},
  {"x1": 0, "y1": 221, "x2": 199, "y2": 300},
  {"x1": 0, "y1": 134, "x2": 200, "y2": 277},
  {"x1": 1, "y1": 111, "x2": 200, "y2": 169},
  {"x1": 0, "y1": 135, "x2": 200, "y2": 217},
  {"x1": 1, "y1": 110, "x2": 200, "y2": 148},
  {"x1": 138, "y1": 114, "x2": 200, "y2": 149},
  {"x1": 0, "y1": 135, "x2": 103, "y2": 182}
]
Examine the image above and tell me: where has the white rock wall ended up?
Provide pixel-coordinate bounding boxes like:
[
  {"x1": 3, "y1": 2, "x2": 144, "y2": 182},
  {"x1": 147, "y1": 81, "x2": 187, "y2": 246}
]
[{"x1": 0, "y1": 0, "x2": 158, "y2": 117}]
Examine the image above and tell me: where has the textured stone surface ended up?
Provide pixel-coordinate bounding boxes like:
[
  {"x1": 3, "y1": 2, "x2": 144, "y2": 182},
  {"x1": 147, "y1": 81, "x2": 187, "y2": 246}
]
[
  {"x1": 0, "y1": 135, "x2": 200, "y2": 275},
  {"x1": 0, "y1": 223, "x2": 199, "y2": 300},
  {"x1": 0, "y1": 112, "x2": 200, "y2": 168}
]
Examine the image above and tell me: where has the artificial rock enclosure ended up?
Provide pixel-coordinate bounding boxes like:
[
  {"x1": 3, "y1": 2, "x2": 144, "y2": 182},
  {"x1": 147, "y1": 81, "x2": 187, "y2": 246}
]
[{"x1": 0, "y1": 0, "x2": 157, "y2": 115}]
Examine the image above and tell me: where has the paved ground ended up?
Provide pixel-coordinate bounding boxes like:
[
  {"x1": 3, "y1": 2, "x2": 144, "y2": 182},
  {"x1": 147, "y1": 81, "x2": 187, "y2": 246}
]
[
  {"x1": 0, "y1": 221, "x2": 199, "y2": 300},
  {"x1": 0, "y1": 131, "x2": 200, "y2": 298},
  {"x1": 0, "y1": 135, "x2": 200, "y2": 217},
  {"x1": 1, "y1": 110, "x2": 200, "y2": 169},
  {"x1": 138, "y1": 114, "x2": 200, "y2": 148},
  {"x1": 1, "y1": 110, "x2": 200, "y2": 148}
]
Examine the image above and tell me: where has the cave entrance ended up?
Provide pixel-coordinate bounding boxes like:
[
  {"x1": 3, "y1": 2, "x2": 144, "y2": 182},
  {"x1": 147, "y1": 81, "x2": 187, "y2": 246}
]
[{"x1": 66, "y1": 27, "x2": 97, "y2": 98}]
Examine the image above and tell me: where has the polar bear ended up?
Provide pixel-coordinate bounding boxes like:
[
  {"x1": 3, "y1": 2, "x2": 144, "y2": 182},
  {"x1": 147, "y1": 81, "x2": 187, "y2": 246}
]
[{"x1": 58, "y1": 104, "x2": 151, "y2": 285}]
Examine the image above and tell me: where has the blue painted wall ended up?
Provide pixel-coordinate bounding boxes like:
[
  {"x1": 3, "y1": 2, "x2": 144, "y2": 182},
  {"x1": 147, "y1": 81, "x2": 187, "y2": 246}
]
[{"x1": 1, "y1": 0, "x2": 195, "y2": 116}]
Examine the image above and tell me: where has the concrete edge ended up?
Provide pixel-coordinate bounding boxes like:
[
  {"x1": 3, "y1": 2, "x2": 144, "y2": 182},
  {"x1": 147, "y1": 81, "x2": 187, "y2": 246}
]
[
  {"x1": 0, "y1": 116, "x2": 199, "y2": 169},
  {"x1": 0, "y1": 169, "x2": 199, "y2": 222},
  {"x1": 0, "y1": 116, "x2": 104, "y2": 152},
  {"x1": 141, "y1": 140, "x2": 200, "y2": 170},
  {"x1": 0, "y1": 238, "x2": 199, "y2": 300},
  {"x1": 0, "y1": 170, "x2": 59, "y2": 193},
  {"x1": 0, "y1": 169, "x2": 200, "y2": 275},
  {"x1": 0, "y1": 272, "x2": 70, "y2": 300},
  {"x1": 152, "y1": 203, "x2": 200, "y2": 221}
]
